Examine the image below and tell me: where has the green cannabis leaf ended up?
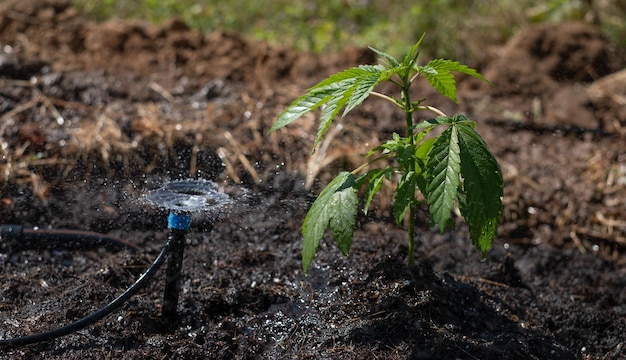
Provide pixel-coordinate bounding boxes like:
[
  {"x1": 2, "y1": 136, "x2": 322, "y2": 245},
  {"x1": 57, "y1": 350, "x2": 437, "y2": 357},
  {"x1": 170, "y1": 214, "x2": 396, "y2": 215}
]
[
  {"x1": 420, "y1": 59, "x2": 491, "y2": 103},
  {"x1": 270, "y1": 36, "x2": 502, "y2": 274},
  {"x1": 271, "y1": 65, "x2": 385, "y2": 149},
  {"x1": 457, "y1": 122, "x2": 504, "y2": 255},
  {"x1": 301, "y1": 171, "x2": 358, "y2": 272},
  {"x1": 425, "y1": 126, "x2": 461, "y2": 232},
  {"x1": 362, "y1": 167, "x2": 392, "y2": 215}
]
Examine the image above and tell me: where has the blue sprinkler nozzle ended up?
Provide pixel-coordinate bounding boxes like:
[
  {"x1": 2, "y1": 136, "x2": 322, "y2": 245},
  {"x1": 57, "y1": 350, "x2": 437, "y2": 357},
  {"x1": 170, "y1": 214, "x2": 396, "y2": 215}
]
[{"x1": 168, "y1": 212, "x2": 191, "y2": 230}]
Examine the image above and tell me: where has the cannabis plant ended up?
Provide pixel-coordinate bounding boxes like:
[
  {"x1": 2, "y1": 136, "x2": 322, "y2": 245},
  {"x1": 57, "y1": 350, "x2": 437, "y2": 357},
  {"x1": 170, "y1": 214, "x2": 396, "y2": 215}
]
[{"x1": 270, "y1": 36, "x2": 504, "y2": 274}]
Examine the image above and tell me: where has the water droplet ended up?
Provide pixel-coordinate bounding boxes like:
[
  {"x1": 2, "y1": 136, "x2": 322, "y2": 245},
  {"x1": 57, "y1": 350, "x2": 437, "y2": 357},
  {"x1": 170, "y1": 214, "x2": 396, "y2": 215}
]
[{"x1": 145, "y1": 179, "x2": 232, "y2": 213}]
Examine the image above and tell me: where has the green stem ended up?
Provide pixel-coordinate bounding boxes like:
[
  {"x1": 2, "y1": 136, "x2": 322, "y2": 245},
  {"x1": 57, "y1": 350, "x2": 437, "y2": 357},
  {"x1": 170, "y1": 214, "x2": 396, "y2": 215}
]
[
  {"x1": 401, "y1": 84, "x2": 417, "y2": 266},
  {"x1": 350, "y1": 154, "x2": 392, "y2": 176},
  {"x1": 415, "y1": 105, "x2": 448, "y2": 118},
  {"x1": 407, "y1": 209, "x2": 415, "y2": 265},
  {"x1": 370, "y1": 91, "x2": 403, "y2": 109}
]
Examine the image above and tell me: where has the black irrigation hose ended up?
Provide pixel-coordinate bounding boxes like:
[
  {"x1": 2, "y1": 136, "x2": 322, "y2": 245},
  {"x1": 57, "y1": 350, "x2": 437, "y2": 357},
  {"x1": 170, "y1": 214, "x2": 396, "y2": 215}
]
[
  {"x1": 0, "y1": 227, "x2": 171, "y2": 349},
  {"x1": 0, "y1": 225, "x2": 141, "y2": 253}
]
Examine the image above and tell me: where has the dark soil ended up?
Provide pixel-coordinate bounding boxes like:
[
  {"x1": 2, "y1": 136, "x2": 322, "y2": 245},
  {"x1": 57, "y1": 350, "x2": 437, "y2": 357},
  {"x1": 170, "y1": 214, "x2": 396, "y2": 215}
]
[{"x1": 1, "y1": 1, "x2": 625, "y2": 359}]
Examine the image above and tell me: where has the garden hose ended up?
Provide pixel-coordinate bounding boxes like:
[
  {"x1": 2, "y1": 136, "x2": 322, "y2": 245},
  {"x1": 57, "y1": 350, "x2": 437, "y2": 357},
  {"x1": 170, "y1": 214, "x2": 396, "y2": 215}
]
[
  {"x1": 0, "y1": 224, "x2": 141, "y2": 253},
  {"x1": 0, "y1": 225, "x2": 171, "y2": 348}
]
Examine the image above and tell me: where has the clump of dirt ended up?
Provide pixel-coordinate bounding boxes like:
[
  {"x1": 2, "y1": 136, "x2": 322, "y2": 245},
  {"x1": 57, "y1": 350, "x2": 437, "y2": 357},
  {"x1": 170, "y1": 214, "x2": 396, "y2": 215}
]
[
  {"x1": 587, "y1": 69, "x2": 626, "y2": 133},
  {"x1": 483, "y1": 22, "x2": 619, "y2": 96},
  {"x1": 0, "y1": 0, "x2": 625, "y2": 359},
  {"x1": 474, "y1": 21, "x2": 624, "y2": 131}
]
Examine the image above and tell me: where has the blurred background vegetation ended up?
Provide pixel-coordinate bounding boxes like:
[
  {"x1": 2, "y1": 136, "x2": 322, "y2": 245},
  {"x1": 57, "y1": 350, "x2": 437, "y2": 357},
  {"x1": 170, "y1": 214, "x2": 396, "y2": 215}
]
[{"x1": 72, "y1": 0, "x2": 625, "y2": 65}]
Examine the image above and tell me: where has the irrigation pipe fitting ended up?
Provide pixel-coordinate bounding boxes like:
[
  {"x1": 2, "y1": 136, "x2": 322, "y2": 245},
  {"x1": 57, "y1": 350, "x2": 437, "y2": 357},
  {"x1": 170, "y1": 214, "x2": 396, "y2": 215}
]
[{"x1": 161, "y1": 211, "x2": 191, "y2": 325}]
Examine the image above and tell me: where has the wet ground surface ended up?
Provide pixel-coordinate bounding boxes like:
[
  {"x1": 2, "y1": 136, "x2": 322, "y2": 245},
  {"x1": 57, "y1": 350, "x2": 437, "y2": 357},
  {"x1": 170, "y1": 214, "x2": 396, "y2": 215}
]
[{"x1": 0, "y1": 1, "x2": 625, "y2": 359}]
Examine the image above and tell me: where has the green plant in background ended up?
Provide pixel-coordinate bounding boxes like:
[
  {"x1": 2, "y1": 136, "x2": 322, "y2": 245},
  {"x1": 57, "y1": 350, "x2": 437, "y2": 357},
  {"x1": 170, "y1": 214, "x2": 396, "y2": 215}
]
[
  {"x1": 73, "y1": 0, "x2": 626, "y2": 64},
  {"x1": 270, "y1": 36, "x2": 504, "y2": 274}
]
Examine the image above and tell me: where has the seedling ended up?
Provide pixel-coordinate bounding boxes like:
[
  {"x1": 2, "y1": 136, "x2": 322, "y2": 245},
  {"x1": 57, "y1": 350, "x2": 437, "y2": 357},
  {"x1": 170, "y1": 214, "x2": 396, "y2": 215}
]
[{"x1": 270, "y1": 35, "x2": 504, "y2": 274}]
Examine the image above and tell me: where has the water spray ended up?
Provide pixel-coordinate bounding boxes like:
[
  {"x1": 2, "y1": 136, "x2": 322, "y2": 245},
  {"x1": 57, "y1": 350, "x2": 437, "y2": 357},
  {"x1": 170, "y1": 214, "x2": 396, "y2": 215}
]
[{"x1": 0, "y1": 179, "x2": 231, "y2": 348}]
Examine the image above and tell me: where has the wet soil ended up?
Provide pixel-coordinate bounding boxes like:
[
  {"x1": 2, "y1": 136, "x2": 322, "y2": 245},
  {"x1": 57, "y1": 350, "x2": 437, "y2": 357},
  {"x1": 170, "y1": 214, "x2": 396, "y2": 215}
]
[{"x1": 1, "y1": 1, "x2": 625, "y2": 359}]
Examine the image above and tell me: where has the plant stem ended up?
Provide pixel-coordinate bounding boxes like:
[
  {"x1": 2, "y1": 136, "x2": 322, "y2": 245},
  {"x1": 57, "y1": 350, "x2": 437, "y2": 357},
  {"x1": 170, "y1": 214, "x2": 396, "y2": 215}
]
[
  {"x1": 407, "y1": 207, "x2": 415, "y2": 264},
  {"x1": 370, "y1": 91, "x2": 402, "y2": 109},
  {"x1": 416, "y1": 105, "x2": 448, "y2": 118},
  {"x1": 401, "y1": 85, "x2": 417, "y2": 266},
  {"x1": 350, "y1": 154, "x2": 392, "y2": 176}
]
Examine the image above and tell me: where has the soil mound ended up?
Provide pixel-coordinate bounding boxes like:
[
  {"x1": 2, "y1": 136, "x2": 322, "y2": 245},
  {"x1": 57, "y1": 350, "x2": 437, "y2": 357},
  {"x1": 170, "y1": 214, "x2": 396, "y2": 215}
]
[
  {"x1": 475, "y1": 21, "x2": 624, "y2": 131},
  {"x1": 484, "y1": 21, "x2": 619, "y2": 97},
  {"x1": 0, "y1": 0, "x2": 374, "y2": 84}
]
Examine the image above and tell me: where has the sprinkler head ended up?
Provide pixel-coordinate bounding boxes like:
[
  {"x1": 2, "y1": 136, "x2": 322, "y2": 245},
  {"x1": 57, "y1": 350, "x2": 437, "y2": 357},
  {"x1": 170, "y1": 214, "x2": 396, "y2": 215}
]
[
  {"x1": 145, "y1": 179, "x2": 231, "y2": 327},
  {"x1": 145, "y1": 179, "x2": 231, "y2": 213}
]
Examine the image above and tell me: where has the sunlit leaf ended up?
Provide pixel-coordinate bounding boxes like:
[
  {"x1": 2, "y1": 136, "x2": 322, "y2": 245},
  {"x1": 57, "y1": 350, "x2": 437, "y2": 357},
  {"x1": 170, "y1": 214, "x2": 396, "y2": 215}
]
[
  {"x1": 270, "y1": 90, "x2": 331, "y2": 132},
  {"x1": 310, "y1": 66, "x2": 366, "y2": 91},
  {"x1": 274, "y1": 65, "x2": 385, "y2": 149},
  {"x1": 427, "y1": 59, "x2": 491, "y2": 83},
  {"x1": 421, "y1": 59, "x2": 490, "y2": 103},
  {"x1": 315, "y1": 83, "x2": 354, "y2": 148},
  {"x1": 343, "y1": 65, "x2": 384, "y2": 116},
  {"x1": 302, "y1": 172, "x2": 358, "y2": 274}
]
